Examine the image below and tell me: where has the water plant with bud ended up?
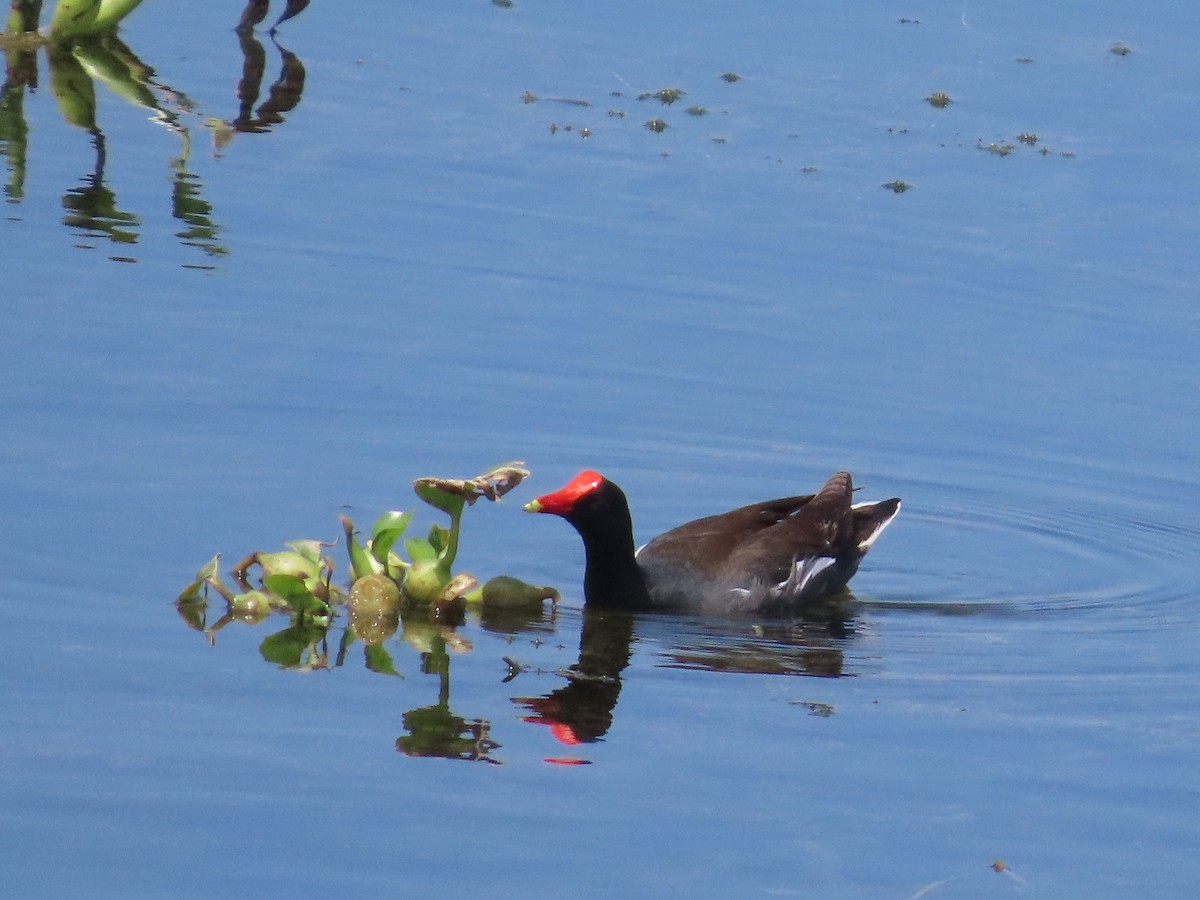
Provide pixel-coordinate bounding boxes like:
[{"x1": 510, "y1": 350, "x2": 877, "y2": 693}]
[{"x1": 176, "y1": 462, "x2": 558, "y2": 661}]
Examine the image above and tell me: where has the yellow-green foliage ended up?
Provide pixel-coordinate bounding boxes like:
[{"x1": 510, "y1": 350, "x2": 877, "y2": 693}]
[{"x1": 48, "y1": 0, "x2": 147, "y2": 42}]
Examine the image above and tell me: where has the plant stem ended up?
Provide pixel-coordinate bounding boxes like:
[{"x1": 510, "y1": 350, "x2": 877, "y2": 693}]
[{"x1": 6, "y1": 1, "x2": 44, "y2": 36}]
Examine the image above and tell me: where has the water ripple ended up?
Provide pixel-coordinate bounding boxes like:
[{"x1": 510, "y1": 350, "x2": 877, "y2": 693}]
[{"x1": 866, "y1": 467, "x2": 1200, "y2": 624}]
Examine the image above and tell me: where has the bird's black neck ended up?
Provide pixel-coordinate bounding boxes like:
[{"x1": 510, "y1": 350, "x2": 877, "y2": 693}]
[
  {"x1": 581, "y1": 533, "x2": 651, "y2": 609},
  {"x1": 566, "y1": 482, "x2": 652, "y2": 609}
]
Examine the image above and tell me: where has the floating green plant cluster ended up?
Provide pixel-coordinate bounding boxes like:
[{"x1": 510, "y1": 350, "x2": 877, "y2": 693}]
[
  {"x1": 175, "y1": 462, "x2": 559, "y2": 666},
  {"x1": 2, "y1": 0, "x2": 147, "y2": 43},
  {"x1": 3, "y1": 0, "x2": 309, "y2": 42},
  {"x1": 2, "y1": 2, "x2": 314, "y2": 262}
]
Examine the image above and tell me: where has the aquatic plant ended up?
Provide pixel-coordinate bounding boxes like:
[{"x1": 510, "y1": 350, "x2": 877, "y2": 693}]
[
  {"x1": 1, "y1": 1, "x2": 314, "y2": 262},
  {"x1": 3, "y1": 0, "x2": 310, "y2": 42},
  {"x1": 176, "y1": 462, "x2": 558, "y2": 655},
  {"x1": 1, "y1": 0, "x2": 147, "y2": 43},
  {"x1": 46, "y1": 0, "x2": 148, "y2": 41}
]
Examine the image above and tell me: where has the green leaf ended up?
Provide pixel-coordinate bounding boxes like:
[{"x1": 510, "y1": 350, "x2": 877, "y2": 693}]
[
  {"x1": 383, "y1": 552, "x2": 409, "y2": 581},
  {"x1": 93, "y1": 0, "x2": 149, "y2": 31},
  {"x1": 255, "y1": 550, "x2": 321, "y2": 579},
  {"x1": 403, "y1": 559, "x2": 451, "y2": 602},
  {"x1": 177, "y1": 554, "x2": 221, "y2": 602},
  {"x1": 370, "y1": 509, "x2": 413, "y2": 565},
  {"x1": 427, "y1": 523, "x2": 449, "y2": 557},
  {"x1": 48, "y1": 0, "x2": 149, "y2": 41},
  {"x1": 49, "y1": 0, "x2": 102, "y2": 41},
  {"x1": 196, "y1": 554, "x2": 222, "y2": 581},
  {"x1": 341, "y1": 515, "x2": 381, "y2": 580},
  {"x1": 411, "y1": 463, "x2": 528, "y2": 511},
  {"x1": 412, "y1": 479, "x2": 467, "y2": 516},
  {"x1": 372, "y1": 509, "x2": 413, "y2": 539},
  {"x1": 230, "y1": 590, "x2": 272, "y2": 616},
  {"x1": 404, "y1": 537, "x2": 437, "y2": 562},
  {"x1": 264, "y1": 573, "x2": 329, "y2": 617},
  {"x1": 478, "y1": 575, "x2": 560, "y2": 610},
  {"x1": 7, "y1": 1, "x2": 41, "y2": 33},
  {"x1": 285, "y1": 539, "x2": 330, "y2": 564},
  {"x1": 260, "y1": 630, "x2": 304, "y2": 667}
]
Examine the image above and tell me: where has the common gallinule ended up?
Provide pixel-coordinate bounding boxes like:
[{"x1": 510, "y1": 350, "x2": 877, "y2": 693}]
[{"x1": 524, "y1": 470, "x2": 900, "y2": 613}]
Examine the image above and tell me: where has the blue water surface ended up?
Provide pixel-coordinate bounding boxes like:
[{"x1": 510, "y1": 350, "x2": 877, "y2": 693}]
[{"x1": 2, "y1": 1, "x2": 1198, "y2": 897}]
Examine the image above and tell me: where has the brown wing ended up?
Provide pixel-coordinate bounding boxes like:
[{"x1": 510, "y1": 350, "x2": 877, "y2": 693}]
[
  {"x1": 719, "y1": 472, "x2": 855, "y2": 582},
  {"x1": 637, "y1": 493, "x2": 817, "y2": 578}
]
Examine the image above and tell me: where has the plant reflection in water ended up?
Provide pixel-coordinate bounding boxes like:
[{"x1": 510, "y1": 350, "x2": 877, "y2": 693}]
[
  {"x1": 0, "y1": 11, "x2": 310, "y2": 264},
  {"x1": 177, "y1": 578, "x2": 558, "y2": 766},
  {"x1": 395, "y1": 629, "x2": 502, "y2": 766},
  {"x1": 179, "y1": 572, "x2": 863, "y2": 766}
]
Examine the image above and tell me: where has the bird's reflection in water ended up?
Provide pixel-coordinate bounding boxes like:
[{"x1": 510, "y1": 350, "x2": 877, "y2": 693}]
[
  {"x1": 656, "y1": 616, "x2": 852, "y2": 677},
  {"x1": 516, "y1": 608, "x2": 635, "y2": 746},
  {"x1": 515, "y1": 602, "x2": 855, "y2": 750}
]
